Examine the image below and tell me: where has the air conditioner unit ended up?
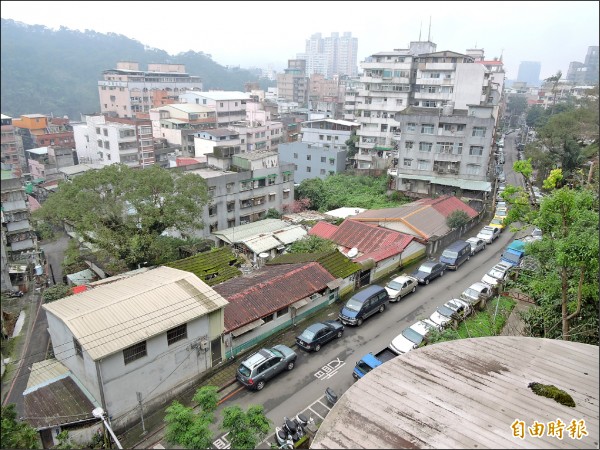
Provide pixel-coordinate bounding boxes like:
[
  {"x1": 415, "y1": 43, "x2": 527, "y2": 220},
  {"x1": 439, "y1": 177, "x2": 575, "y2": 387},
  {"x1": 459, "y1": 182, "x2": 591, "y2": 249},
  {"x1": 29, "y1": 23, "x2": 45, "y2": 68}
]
[{"x1": 199, "y1": 339, "x2": 209, "y2": 350}]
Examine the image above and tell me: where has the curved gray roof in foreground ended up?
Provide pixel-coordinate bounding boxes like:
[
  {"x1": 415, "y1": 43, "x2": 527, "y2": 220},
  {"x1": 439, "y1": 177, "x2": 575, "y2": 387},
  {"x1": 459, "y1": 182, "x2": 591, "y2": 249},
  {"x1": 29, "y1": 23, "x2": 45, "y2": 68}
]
[{"x1": 311, "y1": 336, "x2": 599, "y2": 449}]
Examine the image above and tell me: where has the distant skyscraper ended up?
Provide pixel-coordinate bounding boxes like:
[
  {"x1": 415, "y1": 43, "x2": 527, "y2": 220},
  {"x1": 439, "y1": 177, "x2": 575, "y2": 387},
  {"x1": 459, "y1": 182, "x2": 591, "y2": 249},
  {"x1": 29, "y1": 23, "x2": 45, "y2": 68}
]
[
  {"x1": 517, "y1": 61, "x2": 541, "y2": 87},
  {"x1": 296, "y1": 32, "x2": 358, "y2": 78},
  {"x1": 566, "y1": 46, "x2": 598, "y2": 85}
]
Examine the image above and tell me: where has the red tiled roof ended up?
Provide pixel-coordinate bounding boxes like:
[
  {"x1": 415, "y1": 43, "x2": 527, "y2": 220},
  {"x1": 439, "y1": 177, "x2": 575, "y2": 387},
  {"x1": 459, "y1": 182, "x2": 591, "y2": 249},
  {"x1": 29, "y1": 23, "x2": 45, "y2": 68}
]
[
  {"x1": 309, "y1": 221, "x2": 339, "y2": 239},
  {"x1": 27, "y1": 195, "x2": 41, "y2": 212},
  {"x1": 419, "y1": 195, "x2": 478, "y2": 218},
  {"x1": 331, "y1": 220, "x2": 405, "y2": 254},
  {"x1": 213, "y1": 263, "x2": 336, "y2": 333},
  {"x1": 176, "y1": 157, "x2": 203, "y2": 166},
  {"x1": 355, "y1": 237, "x2": 414, "y2": 263}
]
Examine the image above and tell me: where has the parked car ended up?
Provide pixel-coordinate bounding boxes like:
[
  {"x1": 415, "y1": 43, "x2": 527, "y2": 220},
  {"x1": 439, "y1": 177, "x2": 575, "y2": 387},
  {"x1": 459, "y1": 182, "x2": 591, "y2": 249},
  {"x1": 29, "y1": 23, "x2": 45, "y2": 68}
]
[
  {"x1": 498, "y1": 172, "x2": 506, "y2": 183},
  {"x1": 466, "y1": 237, "x2": 486, "y2": 256},
  {"x1": 460, "y1": 281, "x2": 494, "y2": 310},
  {"x1": 477, "y1": 226, "x2": 501, "y2": 244},
  {"x1": 481, "y1": 261, "x2": 514, "y2": 287},
  {"x1": 439, "y1": 240, "x2": 472, "y2": 270},
  {"x1": 236, "y1": 345, "x2": 297, "y2": 391},
  {"x1": 411, "y1": 261, "x2": 447, "y2": 285},
  {"x1": 296, "y1": 320, "x2": 344, "y2": 352},
  {"x1": 488, "y1": 217, "x2": 506, "y2": 231},
  {"x1": 338, "y1": 284, "x2": 388, "y2": 326},
  {"x1": 388, "y1": 319, "x2": 438, "y2": 355},
  {"x1": 429, "y1": 298, "x2": 472, "y2": 329},
  {"x1": 385, "y1": 275, "x2": 419, "y2": 302},
  {"x1": 494, "y1": 208, "x2": 508, "y2": 218}
]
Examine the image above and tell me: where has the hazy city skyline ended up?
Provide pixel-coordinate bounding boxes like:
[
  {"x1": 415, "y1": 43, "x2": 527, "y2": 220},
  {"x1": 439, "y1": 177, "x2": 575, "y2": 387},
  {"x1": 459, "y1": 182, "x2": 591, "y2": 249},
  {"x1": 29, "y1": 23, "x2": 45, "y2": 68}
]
[{"x1": 1, "y1": 0, "x2": 598, "y2": 81}]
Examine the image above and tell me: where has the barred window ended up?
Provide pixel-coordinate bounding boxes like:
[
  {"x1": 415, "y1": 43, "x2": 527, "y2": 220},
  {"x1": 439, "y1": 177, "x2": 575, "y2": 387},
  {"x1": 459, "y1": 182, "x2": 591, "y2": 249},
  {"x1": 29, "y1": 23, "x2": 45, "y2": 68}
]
[
  {"x1": 167, "y1": 324, "x2": 188, "y2": 346},
  {"x1": 123, "y1": 341, "x2": 147, "y2": 365},
  {"x1": 74, "y1": 338, "x2": 83, "y2": 358}
]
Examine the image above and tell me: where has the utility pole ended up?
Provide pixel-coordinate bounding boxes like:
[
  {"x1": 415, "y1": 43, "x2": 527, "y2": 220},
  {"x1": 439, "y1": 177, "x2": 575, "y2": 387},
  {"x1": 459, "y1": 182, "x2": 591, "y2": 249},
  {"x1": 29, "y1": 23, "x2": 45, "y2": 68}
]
[{"x1": 137, "y1": 392, "x2": 147, "y2": 436}]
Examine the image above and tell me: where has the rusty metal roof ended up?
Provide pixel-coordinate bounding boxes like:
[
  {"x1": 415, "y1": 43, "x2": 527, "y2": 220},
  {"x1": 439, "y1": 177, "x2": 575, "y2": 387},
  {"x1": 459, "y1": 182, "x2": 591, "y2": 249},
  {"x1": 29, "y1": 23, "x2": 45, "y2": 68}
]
[
  {"x1": 213, "y1": 262, "x2": 336, "y2": 333},
  {"x1": 312, "y1": 336, "x2": 599, "y2": 449}
]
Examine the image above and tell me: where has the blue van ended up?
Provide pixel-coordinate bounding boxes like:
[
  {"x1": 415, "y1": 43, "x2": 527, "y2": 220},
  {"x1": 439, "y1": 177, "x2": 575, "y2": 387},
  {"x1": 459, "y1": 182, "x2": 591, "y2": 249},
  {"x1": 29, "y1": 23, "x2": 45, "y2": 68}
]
[
  {"x1": 440, "y1": 240, "x2": 472, "y2": 270},
  {"x1": 338, "y1": 285, "x2": 388, "y2": 327}
]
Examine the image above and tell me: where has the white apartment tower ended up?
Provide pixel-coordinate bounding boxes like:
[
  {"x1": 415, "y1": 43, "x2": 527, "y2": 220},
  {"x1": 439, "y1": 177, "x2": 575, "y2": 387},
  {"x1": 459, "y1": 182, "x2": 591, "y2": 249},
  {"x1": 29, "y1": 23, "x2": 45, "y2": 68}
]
[{"x1": 297, "y1": 32, "x2": 358, "y2": 78}]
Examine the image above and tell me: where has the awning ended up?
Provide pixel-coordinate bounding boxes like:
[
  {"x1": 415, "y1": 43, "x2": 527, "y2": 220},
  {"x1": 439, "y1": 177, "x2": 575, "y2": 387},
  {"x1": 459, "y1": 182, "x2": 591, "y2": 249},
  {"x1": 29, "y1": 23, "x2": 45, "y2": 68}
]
[
  {"x1": 290, "y1": 299, "x2": 309, "y2": 309},
  {"x1": 326, "y1": 279, "x2": 343, "y2": 290},
  {"x1": 231, "y1": 318, "x2": 265, "y2": 337}
]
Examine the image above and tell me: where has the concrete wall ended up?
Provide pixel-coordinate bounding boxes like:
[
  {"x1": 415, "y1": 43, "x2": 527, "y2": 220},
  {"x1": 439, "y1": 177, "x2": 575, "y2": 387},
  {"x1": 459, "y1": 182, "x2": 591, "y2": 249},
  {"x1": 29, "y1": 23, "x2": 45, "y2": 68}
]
[{"x1": 278, "y1": 141, "x2": 346, "y2": 183}]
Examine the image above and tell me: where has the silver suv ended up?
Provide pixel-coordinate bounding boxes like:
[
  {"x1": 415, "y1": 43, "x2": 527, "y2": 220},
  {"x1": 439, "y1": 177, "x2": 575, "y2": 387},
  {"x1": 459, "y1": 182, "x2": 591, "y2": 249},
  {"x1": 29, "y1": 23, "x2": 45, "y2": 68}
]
[{"x1": 236, "y1": 344, "x2": 297, "y2": 391}]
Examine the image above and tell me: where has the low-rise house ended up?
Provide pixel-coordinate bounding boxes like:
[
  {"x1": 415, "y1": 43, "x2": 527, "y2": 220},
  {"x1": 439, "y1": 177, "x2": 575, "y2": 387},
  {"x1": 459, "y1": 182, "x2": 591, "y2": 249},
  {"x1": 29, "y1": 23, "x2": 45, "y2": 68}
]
[
  {"x1": 165, "y1": 247, "x2": 243, "y2": 287},
  {"x1": 309, "y1": 219, "x2": 425, "y2": 284},
  {"x1": 42, "y1": 266, "x2": 229, "y2": 431},
  {"x1": 213, "y1": 262, "x2": 338, "y2": 358},
  {"x1": 267, "y1": 249, "x2": 361, "y2": 297},
  {"x1": 350, "y1": 195, "x2": 482, "y2": 255}
]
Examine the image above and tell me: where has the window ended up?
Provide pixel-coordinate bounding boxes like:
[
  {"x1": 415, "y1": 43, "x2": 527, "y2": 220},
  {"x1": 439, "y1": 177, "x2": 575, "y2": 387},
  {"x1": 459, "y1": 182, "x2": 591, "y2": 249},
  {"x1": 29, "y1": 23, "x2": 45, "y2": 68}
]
[
  {"x1": 405, "y1": 141, "x2": 414, "y2": 150},
  {"x1": 209, "y1": 204, "x2": 217, "y2": 216},
  {"x1": 426, "y1": 86, "x2": 438, "y2": 93},
  {"x1": 306, "y1": 155, "x2": 311, "y2": 161},
  {"x1": 421, "y1": 124, "x2": 435, "y2": 134},
  {"x1": 103, "y1": 129, "x2": 108, "y2": 136},
  {"x1": 306, "y1": 166, "x2": 311, "y2": 173},
  {"x1": 263, "y1": 313, "x2": 274, "y2": 324},
  {"x1": 457, "y1": 124, "x2": 466, "y2": 132},
  {"x1": 321, "y1": 157, "x2": 326, "y2": 163},
  {"x1": 167, "y1": 324, "x2": 187, "y2": 345},
  {"x1": 320, "y1": 169, "x2": 326, "y2": 175},
  {"x1": 329, "y1": 158, "x2": 335, "y2": 165},
  {"x1": 293, "y1": 152, "x2": 298, "y2": 159},
  {"x1": 472, "y1": 127, "x2": 487, "y2": 137},
  {"x1": 227, "y1": 201, "x2": 235, "y2": 212},
  {"x1": 276, "y1": 306, "x2": 289, "y2": 317},
  {"x1": 123, "y1": 341, "x2": 147, "y2": 365},
  {"x1": 469, "y1": 146, "x2": 484, "y2": 156},
  {"x1": 74, "y1": 338, "x2": 83, "y2": 358},
  {"x1": 419, "y1": 142, "x2": 433, "y2": 152},
  {"x1": 406, "y1": 123, "x2": 416, "y2": 132},
  {"x1": 226, "y1": 182, "x2": 234, "y2": 193},
  {"x1": 283, "y1": 189, "x2": 290, "y2": 199},
  {"x1": 436, "y1": 142, "x2": 454, "y2": 153},
  {"x1": 466, "y1": 164, "x2": 481, "y2": 175},
  {"x1": 319, "y1": 135, "x2": 324, "y2": 140},
  {"x1": 417, "y1": 159, "x2": 430, "y2": 170},
  {"x1": 210, "y1": 222, "x2": 218, "y2": 232},
  {"x1": 422, "y1": 100, "x2": 437, "y2": 107},
  {"x1": 403, "y1": 158, "x2": 412, "y2": 167}
]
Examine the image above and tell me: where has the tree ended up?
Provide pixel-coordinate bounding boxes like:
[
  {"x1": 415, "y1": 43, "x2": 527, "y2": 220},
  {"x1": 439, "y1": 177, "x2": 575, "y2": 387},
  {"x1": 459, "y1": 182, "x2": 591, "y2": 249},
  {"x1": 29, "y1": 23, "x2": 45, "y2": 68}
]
[
  {"x1": 33, "y1": 164, "x2": 209, "y2": 270},
  {"x1": 445, "y1": 210, "x2": 469, "y2": 229},
  {"x1": 42, "y1": 284, "x2": 73, "y2": 303},
  {"x1": 266, "y1": 208, "x2": 282, "y2": 219},
  {"x1": 55, "y1": 430, "x2": 75, "y2": 449},
  {"x1": 1, "y1": 404, "x2": 40, "y2": 449},
  {"x1": 287, "y1": 235, "x2": 337, "y2": 254},
  {"x1": 295, "y1": 178, "x2": 326, "y2": 211},
  {"x1": 506, "y1": 94, "x2": 528, "y2": 117},
  {"x1": 164, "y1": 386, "x2": 218, "y2": 449},
  {"x1": 544, "y1": 70, "x2": 562, "y2": 115},
  {"x1": 62, "y1": 239, "x2": 88, "y2": 275},
  {"x1": 513, "y1": 159, "x2": 538, "y2": 208},
  {"x1": 221, "y1": 404, "x2": 271, "y2": 450},
  {"x1": 507, "y1": 182, "x2": 599, "y2": 344},
  {"x1": 345, "y1": 131, "x2": 359, "y2": 160},
  {"x1": 164, "y1": 386, "x2": 270, "y2": 450}
]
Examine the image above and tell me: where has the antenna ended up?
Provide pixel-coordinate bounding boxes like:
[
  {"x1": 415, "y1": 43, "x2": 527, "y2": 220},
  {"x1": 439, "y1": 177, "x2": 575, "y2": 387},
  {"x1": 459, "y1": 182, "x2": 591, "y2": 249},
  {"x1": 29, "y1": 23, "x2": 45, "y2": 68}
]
[
  {"x1": 428, "y1": 16, "x2": 431, "y2": 41},
  {"x1": 419, "y1": 21, "x2": 422, "y2": 41}
]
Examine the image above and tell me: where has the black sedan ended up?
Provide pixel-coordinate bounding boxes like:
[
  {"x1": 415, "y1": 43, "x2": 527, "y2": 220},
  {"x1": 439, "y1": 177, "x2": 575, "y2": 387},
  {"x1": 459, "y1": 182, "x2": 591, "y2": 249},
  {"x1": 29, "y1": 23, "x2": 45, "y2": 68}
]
[
  {"x1": 295, "y1": 320, "x2": 344, "y2": 352},
  {"x1": 411, "y1": 261, "x2": 447, "y2": 285}
]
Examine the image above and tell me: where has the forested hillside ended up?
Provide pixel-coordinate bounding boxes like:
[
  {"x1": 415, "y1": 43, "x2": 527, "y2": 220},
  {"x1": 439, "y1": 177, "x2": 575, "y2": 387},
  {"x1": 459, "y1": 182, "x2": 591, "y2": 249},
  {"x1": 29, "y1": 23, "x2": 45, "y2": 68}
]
[{"x1": 0, "y1": 19, "x2": 272, "y2": 120}]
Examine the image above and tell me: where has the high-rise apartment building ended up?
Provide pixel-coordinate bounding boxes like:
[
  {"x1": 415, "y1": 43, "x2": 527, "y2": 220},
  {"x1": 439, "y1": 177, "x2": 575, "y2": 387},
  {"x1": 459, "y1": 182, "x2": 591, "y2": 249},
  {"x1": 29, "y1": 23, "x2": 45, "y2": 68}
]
[
  {"x1": 567, "y1": 46, "x2": 599, "y2": 85},
  {"x1": 1, "y1": 114, "x2": 26, "y2": 177},
  {"x1": 276, "y1": 60, "x2": 309, "y2": 106},
  {"x1": 349, "y1": 40, "x2": 504, "y2": 198},
  {"x1": 297, "y1": 32, "x2": 358, "y2": 78},
  {"x1": 516, "y1": 61, "x2": 541, "y2": 87},
  {"x1": 98, "y1": 62, "x2": 203, "y2": 118}
]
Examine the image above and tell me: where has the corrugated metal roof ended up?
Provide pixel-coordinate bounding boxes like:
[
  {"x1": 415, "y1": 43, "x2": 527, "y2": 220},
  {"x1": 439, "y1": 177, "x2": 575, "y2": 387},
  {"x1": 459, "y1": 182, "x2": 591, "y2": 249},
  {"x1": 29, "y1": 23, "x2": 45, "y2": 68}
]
[
  {"x1": 2, "y1": 200, "x2": 27, "y2": 212},
  {"x1": 23, "y1": 360, "x2": 97, "y2": 430},
  {"x1": 43, "y1": 266, "x2": 228, "y2": 360},
  {"x1": 214, "y1": 263, "x2": 335, "y2": 333},
  {"x1": 312, "y1": 336, "x2": 599, "y2": 449},
  {"x1": 6, "y1": 220, "x2": 30, "y2": 233},
  {"x1": 11, "y1": 238, "x2": 35, "y2": 251},
  {"x1": 212, "y1": 219, "x2": 291, "y2": 244},
  {"x1": 244, "y1": 234, "x2": 282, "y2": 254},
  {"x1": 273, "y1": 225, "x2": 307, "y2": 244},
  {"x1": 309, "y1": 221, "x2": 339, "y2": 240}
]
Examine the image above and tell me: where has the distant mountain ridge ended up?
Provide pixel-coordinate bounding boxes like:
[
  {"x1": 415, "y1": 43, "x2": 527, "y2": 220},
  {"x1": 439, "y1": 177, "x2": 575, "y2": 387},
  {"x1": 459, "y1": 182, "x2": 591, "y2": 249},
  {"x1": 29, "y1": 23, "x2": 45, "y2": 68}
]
[{"x1": 0, "y1": 18, "x2": 270, "y2": 120}]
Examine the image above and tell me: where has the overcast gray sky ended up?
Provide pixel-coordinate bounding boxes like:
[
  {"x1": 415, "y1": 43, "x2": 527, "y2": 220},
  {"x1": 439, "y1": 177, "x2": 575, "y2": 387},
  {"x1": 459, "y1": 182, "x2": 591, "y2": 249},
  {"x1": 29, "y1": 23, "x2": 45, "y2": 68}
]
[{"x1": 1, "y1": 1, "x2": 598, "y2": 79}]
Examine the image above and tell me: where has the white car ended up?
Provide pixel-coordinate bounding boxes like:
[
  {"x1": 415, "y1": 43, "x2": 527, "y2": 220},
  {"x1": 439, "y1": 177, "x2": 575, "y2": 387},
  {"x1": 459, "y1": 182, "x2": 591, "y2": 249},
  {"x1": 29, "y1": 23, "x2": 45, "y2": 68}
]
[
  {"x1": 481, "y1": 262, "x2": 513, "y2": 286},
  {"x1": 429, "y1": 298, "x2": 472, "y2": 329},
  {"x1": 384, "y1": 275, "x2": 418, "y2": 302},
  {"x1": 466, "y1": 237, "x2": 486, "y2": 255},
  {"x1": 388, "y1": 319, "x2": 437, "y2": 355},
  {"x1": 477, "y1": 226, "x2": 501, "y2": 244},
  {"x1": 460, "y1": 282, "x2": 494, "y2": 310}
]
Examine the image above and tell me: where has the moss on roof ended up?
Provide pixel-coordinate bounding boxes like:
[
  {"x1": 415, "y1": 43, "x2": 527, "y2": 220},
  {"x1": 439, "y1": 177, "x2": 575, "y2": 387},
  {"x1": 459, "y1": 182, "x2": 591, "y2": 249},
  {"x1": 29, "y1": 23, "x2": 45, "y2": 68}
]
[
  {"x1": 268, "y1": 250, "x2": 361, "y2": 279},
  {"x1": 166, "y1": 247, "x2": 243, "y2": 286}
]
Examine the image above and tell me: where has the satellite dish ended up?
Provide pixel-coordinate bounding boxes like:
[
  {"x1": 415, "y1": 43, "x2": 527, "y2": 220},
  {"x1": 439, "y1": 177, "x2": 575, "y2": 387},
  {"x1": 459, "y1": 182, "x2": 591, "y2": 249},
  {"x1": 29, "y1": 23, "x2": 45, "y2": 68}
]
[
  {"x1": 347, "y1": 247, "x2": 358, "y2": 258},
  {"x1": 258, "y1": 253, "x2": 269, "y2": 258}
]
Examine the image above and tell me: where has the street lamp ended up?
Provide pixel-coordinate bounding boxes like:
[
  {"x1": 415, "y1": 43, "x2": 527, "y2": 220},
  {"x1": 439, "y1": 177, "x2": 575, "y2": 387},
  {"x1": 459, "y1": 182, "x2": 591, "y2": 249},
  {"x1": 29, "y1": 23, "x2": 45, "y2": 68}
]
[{"x1": 92, "y1": 407, "x2": 123, "y2": 449}]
